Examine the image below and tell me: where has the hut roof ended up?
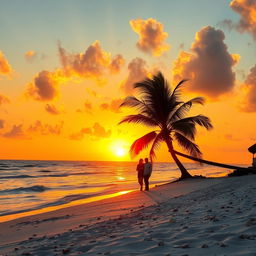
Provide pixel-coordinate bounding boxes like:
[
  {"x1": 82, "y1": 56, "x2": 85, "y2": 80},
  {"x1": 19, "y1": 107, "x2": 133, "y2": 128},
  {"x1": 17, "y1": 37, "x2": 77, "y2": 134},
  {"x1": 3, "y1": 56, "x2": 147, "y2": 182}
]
[{"x1": 248, "y1": 143, "x2": 256, "y2": 154}]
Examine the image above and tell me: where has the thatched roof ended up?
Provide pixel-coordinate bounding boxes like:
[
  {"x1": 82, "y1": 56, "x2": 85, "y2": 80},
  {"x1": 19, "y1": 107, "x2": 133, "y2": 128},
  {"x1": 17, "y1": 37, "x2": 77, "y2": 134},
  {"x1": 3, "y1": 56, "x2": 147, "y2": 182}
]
[{"x1": 248, "y1": 143, "x2": 256, "y2": 154}]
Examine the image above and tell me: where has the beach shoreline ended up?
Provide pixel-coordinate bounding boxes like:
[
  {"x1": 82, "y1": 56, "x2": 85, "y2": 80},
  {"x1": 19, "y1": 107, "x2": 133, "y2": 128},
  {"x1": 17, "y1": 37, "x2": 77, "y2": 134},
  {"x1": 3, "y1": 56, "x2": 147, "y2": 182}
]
[{"x1": 1, "y1": 175, "x2": 256, "y2": 255}]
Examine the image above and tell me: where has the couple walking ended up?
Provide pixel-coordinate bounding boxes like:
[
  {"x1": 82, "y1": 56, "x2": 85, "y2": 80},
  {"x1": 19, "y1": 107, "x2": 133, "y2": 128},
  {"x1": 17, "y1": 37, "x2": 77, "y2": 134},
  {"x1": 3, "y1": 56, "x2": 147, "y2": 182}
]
[{"x1": 136, "y1": 158, "x2": 152, "y2": 191}]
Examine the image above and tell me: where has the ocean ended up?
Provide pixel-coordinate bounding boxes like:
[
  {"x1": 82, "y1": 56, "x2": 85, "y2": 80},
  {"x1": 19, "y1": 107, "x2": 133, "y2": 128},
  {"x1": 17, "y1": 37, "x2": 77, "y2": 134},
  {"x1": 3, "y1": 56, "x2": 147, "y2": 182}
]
[{"x1": 0, "y1": 160, "x2": 233, "y2": 221}]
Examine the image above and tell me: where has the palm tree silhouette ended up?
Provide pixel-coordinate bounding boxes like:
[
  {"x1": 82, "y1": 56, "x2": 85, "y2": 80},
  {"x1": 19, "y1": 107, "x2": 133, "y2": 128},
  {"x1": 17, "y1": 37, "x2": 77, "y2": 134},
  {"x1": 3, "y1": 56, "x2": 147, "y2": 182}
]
[{"x1": 119, "y1": 72, "x2": 213, "y2": 179}]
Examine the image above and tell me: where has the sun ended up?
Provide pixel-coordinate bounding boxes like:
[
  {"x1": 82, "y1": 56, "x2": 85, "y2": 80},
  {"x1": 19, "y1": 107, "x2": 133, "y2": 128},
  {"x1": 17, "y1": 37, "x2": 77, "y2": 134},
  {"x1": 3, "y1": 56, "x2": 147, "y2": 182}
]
[
  {"x1": 110, "y1": 140, "x2": 128, "y2": 158},
  {"x1": 115, "y1": 147, "x2": 125, "y2": 157}
]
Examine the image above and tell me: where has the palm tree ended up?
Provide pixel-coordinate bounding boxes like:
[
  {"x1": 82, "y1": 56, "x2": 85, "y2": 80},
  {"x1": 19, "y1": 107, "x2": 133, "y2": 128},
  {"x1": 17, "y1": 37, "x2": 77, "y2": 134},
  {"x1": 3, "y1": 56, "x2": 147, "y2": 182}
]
[{"x1": 119, "y1": 72, "x2": 213, "y2": 179}]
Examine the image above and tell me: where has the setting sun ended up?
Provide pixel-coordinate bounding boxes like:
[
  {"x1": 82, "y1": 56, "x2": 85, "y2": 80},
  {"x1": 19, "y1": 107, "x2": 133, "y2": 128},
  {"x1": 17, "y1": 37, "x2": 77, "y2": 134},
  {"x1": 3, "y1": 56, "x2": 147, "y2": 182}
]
[
  {"x1": 115, "y1": 147, "x2": 125, "y2": 157},
  {"x1": 110, "y1": 141, "x2": 129, "y2": 158}
]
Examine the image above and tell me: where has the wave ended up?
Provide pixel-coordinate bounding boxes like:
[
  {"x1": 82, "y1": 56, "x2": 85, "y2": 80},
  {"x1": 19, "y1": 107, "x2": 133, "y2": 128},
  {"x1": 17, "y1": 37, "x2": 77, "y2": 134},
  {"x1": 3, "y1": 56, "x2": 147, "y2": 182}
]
[
  {"x1": 38, "y1": 170, "x2": 52, "y2": 173},
  {"x1": 0, "y1": 168, "x2": 20, "y2": 171},
  {"x1": 0, "y1": 172, "x2": 95, "y2": 180},
  {"x1": 20, "y1": 164, "x2": 38, "y2": 168},
  {"x1": 0, "y1": 174, "x2": 33, "y2": 179},
  {"x1": 0, "y1": 185, "x2": 50, "y2": 194},
  {"x1": 0, "y1": 192, "x2": 101, "y2": 217}
]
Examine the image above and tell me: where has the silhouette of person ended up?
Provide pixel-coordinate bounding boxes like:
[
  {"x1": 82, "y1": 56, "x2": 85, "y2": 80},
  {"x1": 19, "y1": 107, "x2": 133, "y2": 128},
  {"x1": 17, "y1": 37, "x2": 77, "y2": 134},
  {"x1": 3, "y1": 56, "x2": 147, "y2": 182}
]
[
  {"x1": 136, "y1": 158, "x2": 144, "y2": 191},
  {"x1": 143, "y1": 158, "x2": 152, "y2": 191}
]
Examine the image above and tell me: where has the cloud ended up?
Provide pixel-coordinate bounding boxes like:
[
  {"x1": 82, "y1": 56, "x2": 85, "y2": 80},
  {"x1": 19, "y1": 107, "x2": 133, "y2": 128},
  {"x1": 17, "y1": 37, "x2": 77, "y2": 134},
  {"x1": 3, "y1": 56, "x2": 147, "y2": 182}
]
[
  {"x1": 84, "y1": 101, "x2": 92, "y2": 112},
  {"x1": 100, "y1": 98, "x2": 123, "y2": 113},
  {"x1": 0, "y1": 51, "x2": 13, "y2": 77},
  {"x1": 27, "y1": 120, "x2": 64, "y2": 135},
  {"x1": 58, "y1": 41, "x2": 124, "y2": 78},
  {"x1": 3, "y1": 124, "x2": 26, "y2": 138},
  {"x1": 76, "y1": 100, "x2": 93, "y2": 114},
  {"x1": 130, "y1": 18, "x2": 170, "y2": 56},
  {"x1": 45, "y1": 104, "x2": 61, "y2": 115},
  {"x1": 0, "y1": 120, "x2": 4, "y2": 129},
  {"x1": 109, "y1": 54, "x2": 125, "y2": 73},
  {"x1": 240, "y1": 64, "x2": 256, "y2": 112},
  {"x1": 0, "y1": 94, "x2": 10, "y2": 106},
  {"x1": 26, "y1": 70, "x2": 64, "y2": 101},
  {"x1": 173, "y1": 26, "x2": 239, "y2": 98},
  {"x1": 230, "y1": 0, "x2": 256, "y2": 39},
  {"x1": 27, "y1": 41, "x2": 124, "y2": 101},
  {"x1": 122, "y1": 57, "x2": 148, "y2": 94},
  {"x1": 92, "y1": 122, "x2": 111, "y2": 138},
  {"x1": 69, "y1": 122, "x2": 111, "y2": 140},
  {"x1": 25, "y1": 51, "x2": 37, "y2": 62}
]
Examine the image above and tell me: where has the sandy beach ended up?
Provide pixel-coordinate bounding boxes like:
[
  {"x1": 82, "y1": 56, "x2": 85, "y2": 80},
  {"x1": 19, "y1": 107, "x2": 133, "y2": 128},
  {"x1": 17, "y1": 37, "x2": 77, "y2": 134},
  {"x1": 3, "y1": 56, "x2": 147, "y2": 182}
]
[{"x1": 1, "y1": 175, "x2": 256, "y2": 255}]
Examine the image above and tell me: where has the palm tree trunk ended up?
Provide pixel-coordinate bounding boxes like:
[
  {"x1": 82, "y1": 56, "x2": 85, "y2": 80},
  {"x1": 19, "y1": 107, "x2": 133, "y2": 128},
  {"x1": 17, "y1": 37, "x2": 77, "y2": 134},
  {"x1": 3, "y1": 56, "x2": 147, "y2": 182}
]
[
  {"x1": 174, "y1": 150, "x2": 247, "y2": 170},
  {"x1": 165, "y1": 139, "x2": 192, "y2": 179}
]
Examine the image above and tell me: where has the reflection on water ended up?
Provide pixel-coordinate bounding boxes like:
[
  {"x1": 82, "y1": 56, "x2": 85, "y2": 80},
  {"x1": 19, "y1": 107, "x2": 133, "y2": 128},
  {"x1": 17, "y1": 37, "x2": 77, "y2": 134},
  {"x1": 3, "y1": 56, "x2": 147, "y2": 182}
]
[{"x1": 0, "y1": 160, "x2": 240, "y2": 221}]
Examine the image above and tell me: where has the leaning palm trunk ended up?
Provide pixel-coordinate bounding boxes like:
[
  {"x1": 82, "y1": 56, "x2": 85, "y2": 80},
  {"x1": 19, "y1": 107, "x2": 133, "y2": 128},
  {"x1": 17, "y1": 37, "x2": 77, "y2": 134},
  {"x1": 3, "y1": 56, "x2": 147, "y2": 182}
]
[
  {"x1": 174, "y1": 150, "x2": 247, "y2": 170},
  {"x1": 165, "y1": 138, "x2": 192, "y2": 179}
]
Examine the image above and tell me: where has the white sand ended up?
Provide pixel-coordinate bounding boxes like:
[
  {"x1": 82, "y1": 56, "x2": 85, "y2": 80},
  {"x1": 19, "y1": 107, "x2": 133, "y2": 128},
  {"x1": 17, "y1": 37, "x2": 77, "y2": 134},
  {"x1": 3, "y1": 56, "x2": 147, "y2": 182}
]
[{"x1": 1, "y1": 175, "x2": 256, "y2": 255}]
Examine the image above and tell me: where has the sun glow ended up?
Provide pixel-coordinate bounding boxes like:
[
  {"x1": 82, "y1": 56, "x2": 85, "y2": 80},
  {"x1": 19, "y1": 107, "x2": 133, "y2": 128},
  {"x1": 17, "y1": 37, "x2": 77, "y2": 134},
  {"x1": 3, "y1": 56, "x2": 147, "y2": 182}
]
[{"x1": 110, "y1": 140, "x2": 129, "y2": 158}]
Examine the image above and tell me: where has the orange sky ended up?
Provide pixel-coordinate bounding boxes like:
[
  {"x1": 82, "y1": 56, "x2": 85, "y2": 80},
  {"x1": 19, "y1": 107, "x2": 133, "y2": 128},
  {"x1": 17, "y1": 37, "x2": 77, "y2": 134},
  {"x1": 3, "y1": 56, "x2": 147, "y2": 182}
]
[{"x1": 0, "y1": 0, "x2": 255, "y2": 164}]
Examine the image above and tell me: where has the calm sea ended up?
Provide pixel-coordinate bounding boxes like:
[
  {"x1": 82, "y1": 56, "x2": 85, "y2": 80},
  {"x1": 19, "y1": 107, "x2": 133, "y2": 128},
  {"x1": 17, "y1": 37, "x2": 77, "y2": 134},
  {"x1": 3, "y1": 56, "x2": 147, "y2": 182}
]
[{"x1": 0, "y1": 160, "x2": 233, "y2": 221}]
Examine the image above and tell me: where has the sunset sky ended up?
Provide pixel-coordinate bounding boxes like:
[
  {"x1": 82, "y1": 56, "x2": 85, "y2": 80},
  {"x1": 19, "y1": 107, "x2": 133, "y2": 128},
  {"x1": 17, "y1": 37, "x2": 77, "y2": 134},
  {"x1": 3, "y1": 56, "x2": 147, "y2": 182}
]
[{"x1": 0, "y1": 0, "x2": 255, "y2": 164}]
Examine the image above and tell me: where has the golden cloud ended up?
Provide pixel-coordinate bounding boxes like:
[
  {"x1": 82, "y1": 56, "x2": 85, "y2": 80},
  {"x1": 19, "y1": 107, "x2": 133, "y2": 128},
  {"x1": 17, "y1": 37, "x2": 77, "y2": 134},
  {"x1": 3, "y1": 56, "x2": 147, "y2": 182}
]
[
  {"x1": 69, "y1": 122, "x2": 111, "y2": 140},
  {"x1": 27, "y1": 41, "x2": 124, "y2": 102},
  {"x1": 130, "y1": 18, "x2": 170, "y2": 56},
  {"x1": 173, "y1": 26, "x2": 239, "y2": 98},
  {"x1": 0, "y1": 51, "x2": 13, "y2": 77},
  {"x1": 0, "y1": 94, "x2": 10, "y2": 106},
  {"x1": 26, "y1": 69, "x2": 67, "y2": 101},
  {"x1": 58, "y1": 41, "x2": 125, "y2": 78},
  {"x1": 27, "y1": 120, "x2": 64, "y2": 135},
  {"x1": 230, "y1": 0, "x2": 256, "y2": 39},
  {"x1": 100, "y1": 98, "x2": 123, "y2": 113}
]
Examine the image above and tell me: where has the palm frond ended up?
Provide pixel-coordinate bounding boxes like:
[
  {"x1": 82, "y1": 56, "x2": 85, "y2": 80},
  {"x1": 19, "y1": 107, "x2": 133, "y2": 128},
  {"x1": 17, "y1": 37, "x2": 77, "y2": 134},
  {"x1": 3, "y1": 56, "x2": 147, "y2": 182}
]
[
  {"x1": 174, "y1": 132, "x2": 202, "y2": 158},
  {"x1": 168, "y1": 79, "x2": 188, "y2": 108},
  {"x1": 130, "y1": 131, "x2": 157, "y2": 158},
  {"x1": 149, "y1": 132, "x2": 164, "y2": 161},
  {"x1": 118, "y1": 114, "x2": 159, "y2": 127},
  {"x1": 119, "y1": 96, "x2": 143, "y2": 108},
  {"x1": 134, "y1": 72, "x2": 174, "y2": 125},
  {"x1": 171, "y1": 121, "x2": 196, "y2": 140},
  {"x1": 119, "y1": 96, "x2": 155, "y2": 117},
  {"x1": 168, "y1": 97, "x2": 205, "y2": 123},
  {"x1": 178, "y1": 115, "x2": 213, "y2": 130}
]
